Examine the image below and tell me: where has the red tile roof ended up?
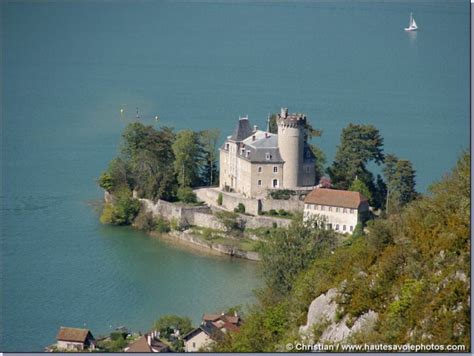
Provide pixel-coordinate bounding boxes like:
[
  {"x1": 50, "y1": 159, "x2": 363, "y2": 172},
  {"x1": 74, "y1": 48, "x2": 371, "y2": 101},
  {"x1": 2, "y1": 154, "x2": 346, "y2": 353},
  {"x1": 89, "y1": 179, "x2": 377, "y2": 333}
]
[
  {"x1": 56, "y1": 327, "x2": 91, "y2": 343},
  {"x1": 304, "y1": 188, "x2": 368, "y2": 209},
  {"x1": 125, "y1": 336, "x2": 152, "y2": 352}
]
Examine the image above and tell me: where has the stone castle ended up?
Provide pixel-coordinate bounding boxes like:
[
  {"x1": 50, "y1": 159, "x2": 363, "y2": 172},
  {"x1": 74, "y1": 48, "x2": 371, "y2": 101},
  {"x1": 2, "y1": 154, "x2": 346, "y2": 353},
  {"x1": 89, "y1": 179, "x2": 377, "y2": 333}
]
[{"x1": 219, "y1": 108, "x2": 316, "y2": 198}]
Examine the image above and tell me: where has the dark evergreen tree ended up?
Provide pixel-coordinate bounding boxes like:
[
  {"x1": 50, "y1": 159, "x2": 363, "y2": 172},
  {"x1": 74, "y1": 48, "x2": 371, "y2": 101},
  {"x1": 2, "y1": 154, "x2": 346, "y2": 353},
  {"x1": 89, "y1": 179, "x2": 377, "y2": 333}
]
[{"x1": 328, "y1": 124, "x2": 384, "y2": 191}]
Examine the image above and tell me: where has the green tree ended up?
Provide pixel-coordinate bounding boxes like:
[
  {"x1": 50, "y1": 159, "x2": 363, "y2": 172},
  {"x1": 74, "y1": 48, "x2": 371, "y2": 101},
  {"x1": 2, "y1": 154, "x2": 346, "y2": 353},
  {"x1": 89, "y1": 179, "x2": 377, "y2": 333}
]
[
  {"x1": 349, "y1": 177, "x2": 372, "y2": 202},
  {"x1": 98, "y1": 172, "x2": 113, "y2": 191},
  {"x1": 261, "y1": 214, "x2": 337, "y2": 295},
  {"x1": 177, "y1": 187, "x2": 197, "y2": 204},
  {"x1": 100, "y1": 188, "x2": 141, "y2": 225},
  {"x1": 383, "y1": 154, "x2": 417, "y2": 213},
  {"x1": 154, "y1": 315, "x2": 193, "y2": 340},
  {"x1": 328, "y1": 124, "x2": 384, "y2": 190},
  {"x1": 309, "y1": 144, "x2": 326, "y2": 183},
  {"x1": 268, "y1": 114, "x2": 278, "y2": 134},
  {"x1": 121, "y1": 123, "x2": 176, "y2": 200},
  {"x1": 199, "y1": 129, "x2": 220, "y2": 186},
  {"x1": 172, "y1": 130, "x2": 203, "y2": 188}
]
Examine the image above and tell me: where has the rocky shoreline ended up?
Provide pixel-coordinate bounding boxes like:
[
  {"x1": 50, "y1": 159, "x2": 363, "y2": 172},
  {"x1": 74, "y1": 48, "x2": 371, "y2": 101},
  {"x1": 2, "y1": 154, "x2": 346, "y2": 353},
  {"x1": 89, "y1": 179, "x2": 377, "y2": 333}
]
[{"x1": 151, "y1": 229, "x2": 261, "y2": 261}]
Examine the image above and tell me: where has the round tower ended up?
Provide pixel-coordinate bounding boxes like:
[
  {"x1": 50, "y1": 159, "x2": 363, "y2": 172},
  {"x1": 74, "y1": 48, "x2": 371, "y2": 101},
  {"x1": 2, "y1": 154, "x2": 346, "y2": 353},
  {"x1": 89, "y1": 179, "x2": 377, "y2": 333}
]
[{"x1": 277, "y1": 108, "x2": 306, "y2": 189}]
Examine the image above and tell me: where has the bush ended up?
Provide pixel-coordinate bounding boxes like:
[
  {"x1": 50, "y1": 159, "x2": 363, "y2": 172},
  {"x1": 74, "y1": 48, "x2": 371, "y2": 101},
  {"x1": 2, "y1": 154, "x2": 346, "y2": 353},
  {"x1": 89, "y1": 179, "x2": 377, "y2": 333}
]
[
  {"x1": 217, "y1": 192, "x2": 223, "y2": 206},
  {"x1": 98, "y1": 172, "x2": 114, "y2": 191},
  {"x1": 234, "y1": 203, "x2": 246, "y2": 214},
  {"x1": 268, "y1": 209, "x2": 277, "y2": 216},
  {"x1": 215, "y1": 211, "x2": 241, "y2": 232},
  {"x1": 133, "y1": 210, "x2": 156, "y2": 231},
  {"x1": 155, "y1": 217, "x2": 171, "y2": 233},
  {"x1": 352, "y1": 223, "x2": 364, "y2": 237},
  {"x1": 269, "y1": 189, "x2": 296, "y2": 200},
  {"x1": 277, "y1": 209, "x2": 288, "y2": 216},
  {"x1": 100, "y1": 203, "x2": 115, "y2": 224},
  {"x1": 177, "y1": 187, "x2": 197, "y2": 204},
  {"x1": 100, "y1": 188, "x2": 141, "y2": 225},
  {"x1": 170, "y1": 218, "x2": 180, "y2": 231}
]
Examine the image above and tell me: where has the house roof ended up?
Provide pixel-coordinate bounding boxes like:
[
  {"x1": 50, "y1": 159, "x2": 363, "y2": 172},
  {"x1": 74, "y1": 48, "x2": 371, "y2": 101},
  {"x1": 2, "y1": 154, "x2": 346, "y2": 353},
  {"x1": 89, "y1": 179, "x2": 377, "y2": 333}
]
[
  {"x1": 125, "y1": 336, "x2": 152, "y2": 352},
  {"x1": 56, "y1": 327, "x2": 92, "y2": 343},
  {"x1": 183, "y1": 321, "x2": 224, "y2": 342},
  {"x1": 304, "y1": 188, "x2": 368, "y2": 209},
  {"x1": 125, "y1": 334, "x2": 169, "y2": 353},
  {"x1": 230, "y1": 117, "x2": 253, "y2": 141}
]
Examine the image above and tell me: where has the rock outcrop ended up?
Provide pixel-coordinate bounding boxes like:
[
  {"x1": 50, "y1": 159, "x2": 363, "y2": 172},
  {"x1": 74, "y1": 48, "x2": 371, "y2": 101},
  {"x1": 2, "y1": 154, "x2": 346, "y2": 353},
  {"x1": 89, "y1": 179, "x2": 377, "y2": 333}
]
[{"x1": 299, "y1": 288, "x2": 378, "y2": 343}]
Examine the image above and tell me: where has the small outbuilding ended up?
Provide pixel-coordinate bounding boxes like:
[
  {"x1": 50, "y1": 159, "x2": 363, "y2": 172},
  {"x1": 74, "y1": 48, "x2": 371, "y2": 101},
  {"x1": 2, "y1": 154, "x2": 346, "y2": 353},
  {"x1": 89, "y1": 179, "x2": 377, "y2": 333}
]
[{"x1": 56, "y1": 327, "x2": 96, "y2": 351}]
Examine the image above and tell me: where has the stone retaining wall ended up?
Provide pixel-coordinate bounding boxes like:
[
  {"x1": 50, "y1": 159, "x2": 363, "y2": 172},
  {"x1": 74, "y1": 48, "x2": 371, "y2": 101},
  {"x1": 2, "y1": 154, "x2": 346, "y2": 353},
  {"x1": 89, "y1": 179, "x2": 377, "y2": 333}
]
[
  {"x1": 194, "y1": 187, "x2": 303, "y2": 215},
  {"x1": 169, "y1": 230, "x2": 261, "y2": 261}
]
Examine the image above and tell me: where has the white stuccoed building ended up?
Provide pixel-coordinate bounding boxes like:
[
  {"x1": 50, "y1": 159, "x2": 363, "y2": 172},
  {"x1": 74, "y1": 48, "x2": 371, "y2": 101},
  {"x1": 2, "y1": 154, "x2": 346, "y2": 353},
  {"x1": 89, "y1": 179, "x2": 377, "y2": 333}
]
[{"x1": 303, "y1": 188, "x2": 369, "y2": 234}]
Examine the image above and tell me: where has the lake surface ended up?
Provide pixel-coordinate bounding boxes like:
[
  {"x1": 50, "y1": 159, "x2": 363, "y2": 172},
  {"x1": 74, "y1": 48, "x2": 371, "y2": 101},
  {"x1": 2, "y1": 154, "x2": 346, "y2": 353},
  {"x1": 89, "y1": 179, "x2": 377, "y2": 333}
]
[{"x1": 1, "y1": 0, "x2": 469, "y2": 351}]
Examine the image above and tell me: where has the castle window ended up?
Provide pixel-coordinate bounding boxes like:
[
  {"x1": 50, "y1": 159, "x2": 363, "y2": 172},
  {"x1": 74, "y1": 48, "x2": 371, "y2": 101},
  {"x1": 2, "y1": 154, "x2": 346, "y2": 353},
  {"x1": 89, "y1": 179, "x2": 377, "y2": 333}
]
[
  {"x1": 350, "y1": 226, "x2": 354, "y2": 232},
  {"x1": 273, "y1": 166, "x2": 278, "y2": 173},
  {"x1": 272, "y1": 179, "x2": 278, "y2": 188},
  {"x1": 240, "y1": 148, "x2": 245, "y2": 155},
  {"x1": 343, "y1": 225, "x2": 346, "y2": 231},
  {"x1": 327, "y1": 223, "x2": 332, "y2": 230},
  {"x1": 328, "y1": 206, "x2": 333, "y2": 212},
  {"x1": 336, "y1": 207, "x2": 340, "y2": 213},
  {"x1": 225, "y1": 143, "x2": 229, "y2": 150},
  {"x1": 258, "y1": 166, "x2": 262, "y2": 173},
  {"x1": 265, "y1": 153, "x2": 272, "y2": 160},
  {"x1": 257, "y1": 180, "x2": 262, "y2": 186},
  {"x1": 343, "y1": 208, "x2": 348, "y2": 214},
  {"x1": 246, "y1": 150, "x2": 250, "y2": 158},
  {"x1": 335, "y1": 224, "x2": 339, "y2": 231},
  {"x1": 350, "y1": 209, "x2": 355, "y2": 214},
  {"x1": 321, "y1": 205, "x2": 325, "y2": 211}
]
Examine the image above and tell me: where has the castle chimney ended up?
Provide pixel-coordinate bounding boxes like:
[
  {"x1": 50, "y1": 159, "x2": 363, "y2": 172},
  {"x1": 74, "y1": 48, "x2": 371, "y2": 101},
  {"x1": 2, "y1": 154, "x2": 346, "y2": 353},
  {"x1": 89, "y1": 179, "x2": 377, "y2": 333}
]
[
  {"x1": 252, "y1": 135, "x2": 256, "y2": 141},
  {"x1": 280, "y1": 107, "x2": 288, "y2": 118}
]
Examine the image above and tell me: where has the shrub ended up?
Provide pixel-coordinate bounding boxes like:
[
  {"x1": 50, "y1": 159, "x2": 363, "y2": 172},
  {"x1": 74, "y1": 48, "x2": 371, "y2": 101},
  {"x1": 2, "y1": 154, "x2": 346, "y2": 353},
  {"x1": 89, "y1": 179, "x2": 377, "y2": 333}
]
[
  {"x1": 177, "y1": 187, "x2": 197, "y2": 204},
  {"x1": 269, "y1": 189, "x2": 296, "y2": 200},
  {"x1": 100, "y1": 203, "x2": 115, "y2": 224},
  {"x1": 277, "y1": 209, "x2": 288, "y2": 216},
  {"x1": 170, "y1": 218, "x2": 180, "y2": 231},
  {"x1": 215, "y1": 211, "x2": 241, "y2": 232},
  {"x1": 217, "y1": 192, "x2": 223, "y2": 206},
  {"x1": 155, "y1": 217, "x2": 171, "y2": 233},
  {"x1": 234, "y1": 203, "x2": 246, "y2": 214},
  {"x1": 268, "y1": 209, "x2": 277, "y2": 216},
  {"x1": 100, "y1": 188, "x2": 140, "y2": 225},
  {"x1": 352, "y1": 223, "x2": 364, "y2": 237},
  {"x1": 133, "y1": 210, "x2": 156, "y2": 231},
  {"x1": 98, "y1": 172, "x2": 114, "y2": 191}
]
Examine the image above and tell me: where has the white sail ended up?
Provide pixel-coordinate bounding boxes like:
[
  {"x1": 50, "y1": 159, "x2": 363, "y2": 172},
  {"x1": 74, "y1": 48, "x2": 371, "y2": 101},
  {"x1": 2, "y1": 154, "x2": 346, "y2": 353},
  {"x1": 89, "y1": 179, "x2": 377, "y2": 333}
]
[{"x1": 405, "y1": 12, "x2": 418, "y2": 31}]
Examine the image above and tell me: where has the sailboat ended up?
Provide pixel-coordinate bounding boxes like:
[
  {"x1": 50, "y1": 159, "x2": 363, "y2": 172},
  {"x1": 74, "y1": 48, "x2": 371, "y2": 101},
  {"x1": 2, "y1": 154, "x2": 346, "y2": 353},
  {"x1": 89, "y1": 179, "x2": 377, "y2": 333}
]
[{"x1": 404, "y1": 12, "x2": 418, "y2": 31}]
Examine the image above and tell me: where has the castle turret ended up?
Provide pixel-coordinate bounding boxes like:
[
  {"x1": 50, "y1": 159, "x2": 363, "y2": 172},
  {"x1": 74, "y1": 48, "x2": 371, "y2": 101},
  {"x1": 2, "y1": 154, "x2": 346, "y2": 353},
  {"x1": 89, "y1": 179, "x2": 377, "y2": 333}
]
[{"x1": 277, "y1": 107, "x2": 307, "y2": 189}]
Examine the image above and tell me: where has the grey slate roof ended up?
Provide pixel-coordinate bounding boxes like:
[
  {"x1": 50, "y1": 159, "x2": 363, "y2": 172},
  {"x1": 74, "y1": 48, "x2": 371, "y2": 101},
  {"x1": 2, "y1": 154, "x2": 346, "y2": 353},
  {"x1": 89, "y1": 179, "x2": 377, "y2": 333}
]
[
  {"x1": 230, "y1": 117, "x2": 253, "y2": 141},
  {"x1": 241, "y1": 132, "x2": 283, "y2": 163}
]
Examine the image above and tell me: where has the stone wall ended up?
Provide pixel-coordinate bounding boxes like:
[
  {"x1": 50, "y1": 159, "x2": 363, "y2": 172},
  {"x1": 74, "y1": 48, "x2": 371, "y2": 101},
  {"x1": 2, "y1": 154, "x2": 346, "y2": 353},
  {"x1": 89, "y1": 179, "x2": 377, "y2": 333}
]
[
  {"x1": 137, "y1": 196, "x2": 291, "y2": 230},
  {"x1": 194, "y1": 187, "x2": 303, "y2": 215},
  {"x1": 169, "y1": 230, "x2": 261, "y2": 261},
  {"x1": 261, "y1": 197, "x2": 304, "y2": 213},
  {"x1": 105, "y1": 191, "x2": 292, "y2": 231},
  {"x1": 195, "y1": 187, "x2": 260, "y2": 215}
]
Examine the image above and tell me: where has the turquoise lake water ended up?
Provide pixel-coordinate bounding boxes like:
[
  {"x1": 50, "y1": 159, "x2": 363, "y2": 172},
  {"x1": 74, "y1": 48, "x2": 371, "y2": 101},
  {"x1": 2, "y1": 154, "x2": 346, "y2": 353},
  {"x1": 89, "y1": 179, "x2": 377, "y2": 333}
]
[{"x1": 1, "y1": 0, "x2": 469, "y2": 351}]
